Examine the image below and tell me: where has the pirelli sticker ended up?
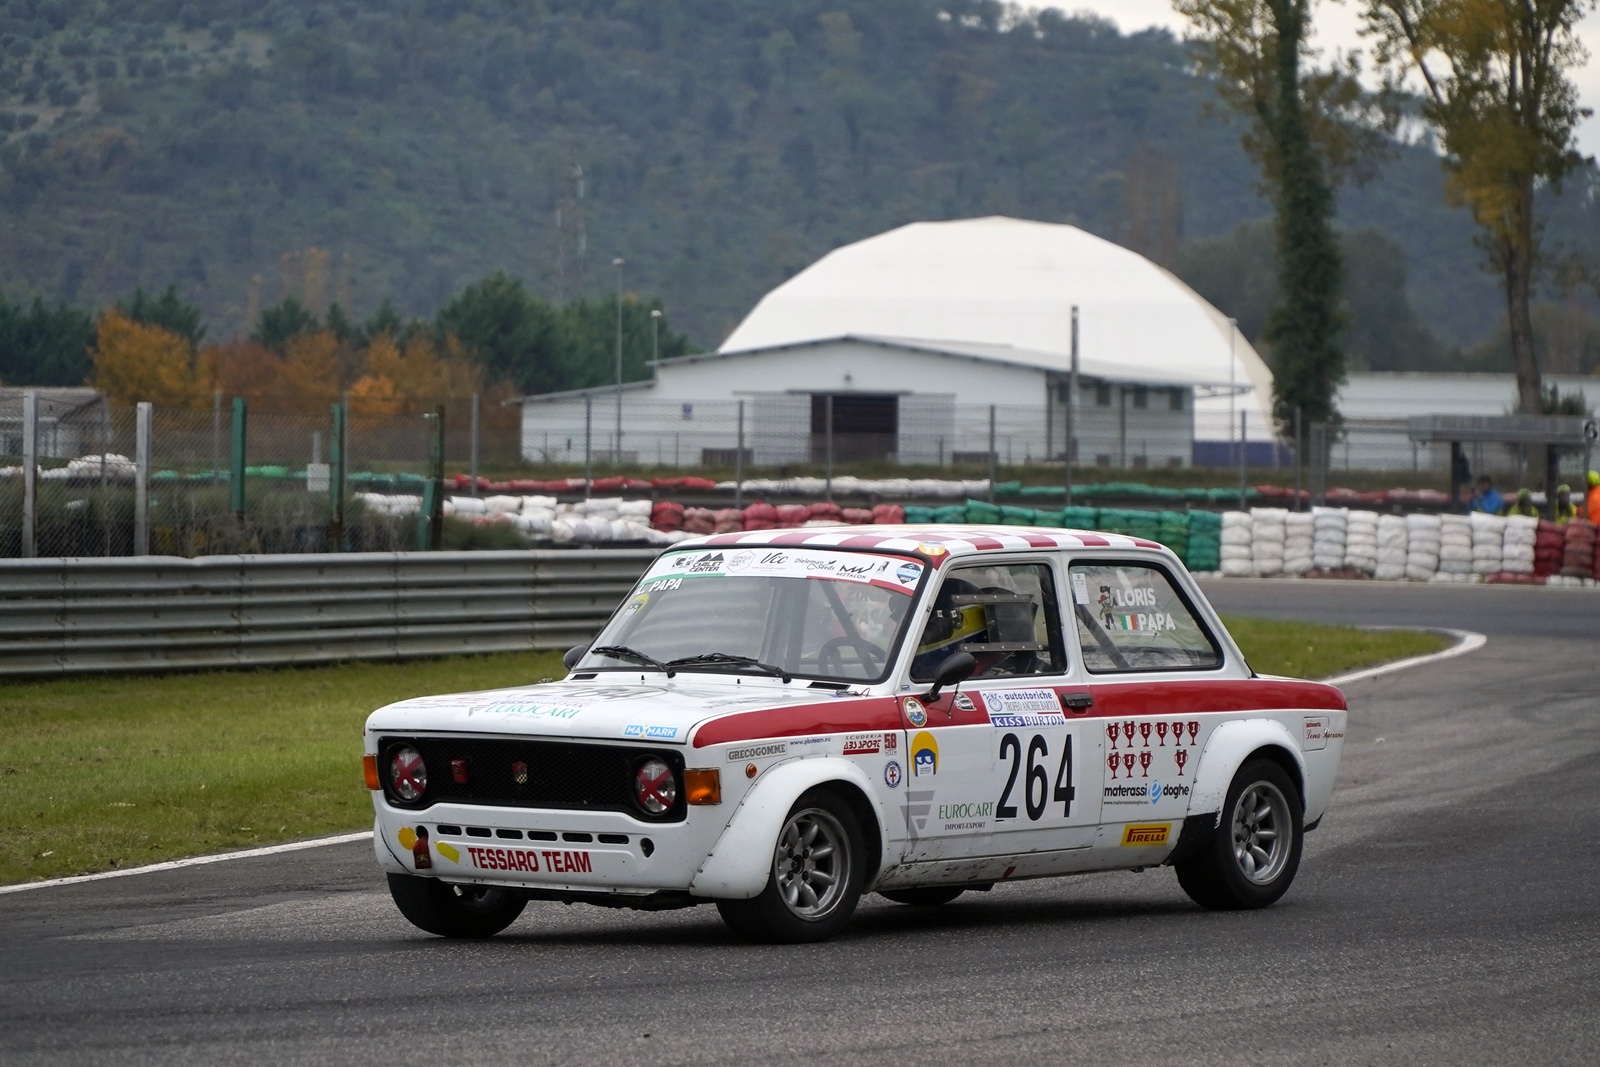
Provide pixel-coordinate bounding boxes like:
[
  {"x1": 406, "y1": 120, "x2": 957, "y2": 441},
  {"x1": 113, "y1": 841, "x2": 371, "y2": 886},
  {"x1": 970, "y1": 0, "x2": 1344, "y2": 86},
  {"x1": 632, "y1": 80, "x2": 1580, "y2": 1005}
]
[{"x1": 1120, "y1": 823, "x2": 1172, "y2": 847}]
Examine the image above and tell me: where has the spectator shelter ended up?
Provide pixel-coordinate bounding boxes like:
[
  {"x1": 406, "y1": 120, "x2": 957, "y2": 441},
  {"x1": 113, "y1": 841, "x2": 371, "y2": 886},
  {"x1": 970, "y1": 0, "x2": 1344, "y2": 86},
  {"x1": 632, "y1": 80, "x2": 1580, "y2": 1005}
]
[{"x1": 1407, "y1": 415, "x2": 1600, "y2": 513}]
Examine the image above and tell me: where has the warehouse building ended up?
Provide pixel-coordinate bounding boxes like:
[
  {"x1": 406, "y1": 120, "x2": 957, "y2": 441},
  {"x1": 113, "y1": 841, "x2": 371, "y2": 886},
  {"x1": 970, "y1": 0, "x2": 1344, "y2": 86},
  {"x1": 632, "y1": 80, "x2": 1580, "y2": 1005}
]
[{"x1": 518, "y1": 217, "x2": 1267, "y2": 468}]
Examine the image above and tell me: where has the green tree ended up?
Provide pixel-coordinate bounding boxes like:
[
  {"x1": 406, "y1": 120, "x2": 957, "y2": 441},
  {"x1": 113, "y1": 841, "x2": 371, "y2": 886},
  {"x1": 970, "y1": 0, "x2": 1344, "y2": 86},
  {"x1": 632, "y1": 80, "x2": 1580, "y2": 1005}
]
[
  {"x1": 116, "y1": 284, "x2": 206, "y2": 349},
  {"x1": 251, "y1": 296, "x2": 319, "y2": 354},
  {"x1": 1361, "y1": 0, "x2": 1596, "y2": 414},
  {"x1": 433, "y1": 272, "x2": 556, "y2": 393},
  {"x1": 0, "y1": 292, "x2": 95, "y2": 385},
  {"x1": 1173, "y1": 0, "x2": 1390, "y2": 434}
]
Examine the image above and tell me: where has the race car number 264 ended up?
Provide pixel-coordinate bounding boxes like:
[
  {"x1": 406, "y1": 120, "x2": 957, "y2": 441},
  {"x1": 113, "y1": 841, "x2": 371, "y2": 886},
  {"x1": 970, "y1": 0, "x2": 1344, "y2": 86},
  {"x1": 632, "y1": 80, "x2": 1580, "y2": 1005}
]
[{"x1": 996, "y1": 731, "x2": 1075, "y2": 821}]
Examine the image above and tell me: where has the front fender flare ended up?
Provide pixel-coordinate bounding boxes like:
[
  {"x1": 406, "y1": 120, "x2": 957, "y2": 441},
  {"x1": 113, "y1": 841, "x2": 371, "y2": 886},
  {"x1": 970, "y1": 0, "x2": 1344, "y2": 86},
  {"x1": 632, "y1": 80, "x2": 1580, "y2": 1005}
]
[
  {"x1": 1188, "y1": 718, "x2": 1307, "y2": 822},
  {"x1": 688, "y1": 757, "x2": 889, "y2": 900}
]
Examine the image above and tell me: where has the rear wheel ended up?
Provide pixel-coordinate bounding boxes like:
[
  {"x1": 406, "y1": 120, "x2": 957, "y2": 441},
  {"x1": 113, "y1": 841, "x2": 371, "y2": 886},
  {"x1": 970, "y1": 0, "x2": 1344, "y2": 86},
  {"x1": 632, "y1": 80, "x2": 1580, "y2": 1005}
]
[
  {"x1": 716, "y1": 790, "x2": 865, "y2": 943},
  {"x1": 387, "y1": 873, "x2": 527, "y2": 938},
  {"x1": 1175, "y1": 758, "x2": 1303, "y2": 910},
  {"x1": 879, "y1": 887, "x2": 966, "y2": 907}
]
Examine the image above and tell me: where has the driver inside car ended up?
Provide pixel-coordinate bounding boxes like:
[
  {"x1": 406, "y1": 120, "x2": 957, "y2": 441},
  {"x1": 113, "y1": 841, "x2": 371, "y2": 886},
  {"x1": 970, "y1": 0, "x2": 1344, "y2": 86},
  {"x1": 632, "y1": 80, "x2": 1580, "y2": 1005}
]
[{"x1": 910, "y1": 577, "x2": 1046, "y2": 680}]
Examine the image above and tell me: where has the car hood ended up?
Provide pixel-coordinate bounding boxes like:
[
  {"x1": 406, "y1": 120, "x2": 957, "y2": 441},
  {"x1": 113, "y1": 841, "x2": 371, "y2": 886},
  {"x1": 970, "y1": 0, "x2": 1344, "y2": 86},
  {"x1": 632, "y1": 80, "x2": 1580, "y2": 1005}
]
[{"x1": 365, "y1": 675, "x2": 870, "y2": 746}]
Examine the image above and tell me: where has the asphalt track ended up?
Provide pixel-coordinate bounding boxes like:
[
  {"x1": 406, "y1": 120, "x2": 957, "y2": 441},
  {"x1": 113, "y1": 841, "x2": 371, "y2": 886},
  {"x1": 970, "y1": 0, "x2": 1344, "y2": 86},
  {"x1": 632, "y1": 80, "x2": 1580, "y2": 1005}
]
[{"x1": 4, "y1": 582, "x2": 1597, "y2": 1065}]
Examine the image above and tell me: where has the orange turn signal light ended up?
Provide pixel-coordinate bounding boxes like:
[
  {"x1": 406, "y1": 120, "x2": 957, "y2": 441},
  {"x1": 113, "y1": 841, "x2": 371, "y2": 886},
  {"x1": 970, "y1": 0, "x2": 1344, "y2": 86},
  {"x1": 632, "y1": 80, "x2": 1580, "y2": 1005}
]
[
  {"x1": 363, "y1": 754, "x2": 380, "y2": 790},
  {"x1": 684, "y1": 768, "x2": 721, "y2": 805}
]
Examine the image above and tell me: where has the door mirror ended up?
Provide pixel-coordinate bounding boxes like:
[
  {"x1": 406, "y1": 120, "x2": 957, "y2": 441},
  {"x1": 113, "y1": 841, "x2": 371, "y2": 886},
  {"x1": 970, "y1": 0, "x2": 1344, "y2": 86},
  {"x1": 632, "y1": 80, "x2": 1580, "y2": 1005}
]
[
  {"x1": 925, "y1": 651, "x2": 976, "y2": 701},
  {"x1": 563, "y1": 644, "x2": 590, "y2": 670}
]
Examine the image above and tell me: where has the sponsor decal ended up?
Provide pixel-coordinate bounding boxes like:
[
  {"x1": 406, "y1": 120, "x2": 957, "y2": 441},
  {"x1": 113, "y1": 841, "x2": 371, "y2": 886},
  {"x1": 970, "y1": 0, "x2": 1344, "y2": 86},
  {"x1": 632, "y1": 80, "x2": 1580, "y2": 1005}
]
[
  {"x1": 1121, "y1": 823, "x2": 1172, "y2": 847},
  {"x1": 1071, "y1": 572, "x2": 1090, "y2": 605},
  {"x1": 726, "y1": 550, "x2": 754, "y2": 572},
  {"x1": 902, "y1": 789, "x2": 935, "y2": 836},
  {"x1": 1303, "y1": 715, "x2": 1336, "y2": 751},
  {"x1": 902, "y1": 696, "x2": 928, "y2": 727},
  {"x1": 1103, "y1": 780, "x2": 1190, "y2": 806},
  {"x1": 624, "y1": 724, "x2": 679, "y2": 740},
  {"x1": 911, "y1": 731, "x2": 939, "y2": 778},
  {"x1": 728, "y1": 742, "x2": 788, "y2": 761},
  {"x1": 689, "y1": 552, "x2": 726, "y2": 574},
  {"x1": 621, "y1": 592, "x2": 649, "y2": 618},
  {"x1": 953, "y1": 692, "x2": 976, "y2": 714},
  {"x1": 916, "y1": 542, "x2": 949, "y2": 557},
  {"x1": 884, "y1": 761, "x2": 902, "y2": 788},
  {"x1": 465, "y1": 845, "x2": 594, "y2": 875},
  {"x1": 981, "y1": 688, "x2": 1068, "y2": 729},
  {"x1": 937, "y1": 799, "x2": 994, "y2": 821},
  {"x1": 789, "y1": 736, "x2": 830, "y2": 747},
  {"x1": 897, "y1": 562, "x2": 924, "y2": 585},
  {"x1": 436, "y1": 841, "x2": 461, "y2": 863},
  {"x1": 398, "y1": 826, "x2": 418, "y2": 851},
  {"x1": 842, "y1": 733, "x2": 881, "y2": 756},
  {"x1": 476, "y1": 703, "x2": 584, "y2": 719},
  {"x1": 512, "y1": 761, "x2": 528, "y2": 785}
]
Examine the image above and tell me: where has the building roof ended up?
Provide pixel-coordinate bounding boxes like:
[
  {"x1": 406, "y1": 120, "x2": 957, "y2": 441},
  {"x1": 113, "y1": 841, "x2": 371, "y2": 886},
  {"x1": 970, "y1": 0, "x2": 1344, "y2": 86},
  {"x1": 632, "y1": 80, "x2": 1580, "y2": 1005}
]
[
  {"x1": 676, "y1": 524, "x2": 1170, "y2": 559},
  {"x1": 661, "y1": 333, "x2": 1244, "y2": 390},
  {"x1": 717, "y1": 216, "x2": 1273, "y2": 415}
]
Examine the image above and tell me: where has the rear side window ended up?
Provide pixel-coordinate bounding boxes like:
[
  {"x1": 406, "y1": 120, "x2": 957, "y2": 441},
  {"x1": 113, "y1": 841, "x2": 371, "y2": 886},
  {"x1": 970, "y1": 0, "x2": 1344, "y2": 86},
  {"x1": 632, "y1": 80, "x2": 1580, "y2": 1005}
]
[{"x1": 1068, "y1": 562, "x2": 1222, "y2": 673}]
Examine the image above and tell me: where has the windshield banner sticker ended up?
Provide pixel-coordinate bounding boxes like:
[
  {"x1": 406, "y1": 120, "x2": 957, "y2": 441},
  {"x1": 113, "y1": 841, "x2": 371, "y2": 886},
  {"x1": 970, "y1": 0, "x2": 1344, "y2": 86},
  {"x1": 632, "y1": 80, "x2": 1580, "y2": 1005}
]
[
  {"x1": 649, "y1": 548, "x2": 922, "y2": 594},
  {"x1": 979, "y1": 689, "x2": 1067, "y2": 728}
]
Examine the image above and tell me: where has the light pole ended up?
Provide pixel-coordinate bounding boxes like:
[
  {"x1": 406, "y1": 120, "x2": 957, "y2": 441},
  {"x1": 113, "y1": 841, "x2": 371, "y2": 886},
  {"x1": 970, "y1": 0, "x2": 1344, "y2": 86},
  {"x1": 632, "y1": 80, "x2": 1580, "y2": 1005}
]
[
  {"x1": 613, "y1": 256, "x2": 624, "y2": 465},
  {"x1": 650, "y1": 308, "x2": 661, "y2": 367},
  {"x1": 1227, "y1": 317, "x2": 1238, "y2": 470}
]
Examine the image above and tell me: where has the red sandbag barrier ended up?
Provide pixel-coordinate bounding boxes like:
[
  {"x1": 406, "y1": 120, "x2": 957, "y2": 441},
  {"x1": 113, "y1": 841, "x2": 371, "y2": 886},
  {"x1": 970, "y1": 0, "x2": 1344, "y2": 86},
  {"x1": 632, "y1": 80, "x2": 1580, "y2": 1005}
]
[
  {"x1": 1562, "y1": 520, "x2": 1596, "y2": 579},
  {"x1": 1534, "y1": 520, "x2": 1564, "y2": 579}
]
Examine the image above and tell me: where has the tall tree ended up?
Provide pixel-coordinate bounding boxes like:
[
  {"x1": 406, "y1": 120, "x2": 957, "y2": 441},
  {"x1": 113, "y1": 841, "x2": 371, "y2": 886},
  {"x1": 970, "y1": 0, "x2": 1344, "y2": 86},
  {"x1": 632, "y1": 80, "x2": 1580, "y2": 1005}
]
[
  {"x1": 1361, "y1": 0, "x2": 1595, "y2": 414},
  {"x1": 116, "y1": 284, "x2": 206, "y2": 350},
  {"x1": 0, "y1": 293, "x2": 95, "y2": 385},
  {"x1": 1173, "y1": 0, "x2": 1388, "y2": 435}
]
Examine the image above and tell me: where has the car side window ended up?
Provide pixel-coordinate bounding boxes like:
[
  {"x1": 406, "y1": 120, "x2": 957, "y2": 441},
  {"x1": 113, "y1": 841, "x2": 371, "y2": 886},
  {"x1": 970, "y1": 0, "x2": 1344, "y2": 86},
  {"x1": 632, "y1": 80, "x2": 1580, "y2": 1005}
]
[
  {"x1": 1068, "y1": 562, "x2": 1222, "y2": 673},
  {"x1": 910, "y1": 562, "x2": 1066, "y2": 682}
]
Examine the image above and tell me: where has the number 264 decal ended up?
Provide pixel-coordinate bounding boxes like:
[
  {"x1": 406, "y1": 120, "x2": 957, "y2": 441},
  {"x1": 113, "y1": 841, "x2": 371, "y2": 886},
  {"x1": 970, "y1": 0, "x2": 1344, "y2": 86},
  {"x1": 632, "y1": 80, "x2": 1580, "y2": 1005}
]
[{"x1": 997, "y1": 732, "x2": 1074, "y2": 820}]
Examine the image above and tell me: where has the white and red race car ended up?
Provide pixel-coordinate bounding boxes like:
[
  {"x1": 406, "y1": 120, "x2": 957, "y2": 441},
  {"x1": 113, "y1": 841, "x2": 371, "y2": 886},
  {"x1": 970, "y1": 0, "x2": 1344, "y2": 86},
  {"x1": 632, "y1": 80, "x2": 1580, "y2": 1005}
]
[{"x1": 364, "y1": 525, "x2": 1346, "y2": 942}]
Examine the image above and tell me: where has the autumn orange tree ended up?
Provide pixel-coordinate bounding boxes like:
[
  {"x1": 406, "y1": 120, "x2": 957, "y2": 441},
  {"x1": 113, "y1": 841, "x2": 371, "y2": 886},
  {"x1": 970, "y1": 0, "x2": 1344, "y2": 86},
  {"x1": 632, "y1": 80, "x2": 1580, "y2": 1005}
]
[{"x1": 90, "y1": 309, "x2": 213, "y2": 407}]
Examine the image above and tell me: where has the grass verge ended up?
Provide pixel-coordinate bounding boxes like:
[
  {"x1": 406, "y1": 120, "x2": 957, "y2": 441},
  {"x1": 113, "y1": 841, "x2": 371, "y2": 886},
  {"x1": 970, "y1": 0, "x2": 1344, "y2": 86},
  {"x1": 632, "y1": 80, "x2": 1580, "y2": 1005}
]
[
  {"x1": 0, "y1": 620, "x2": 1450, "y2": 886},
  {"x1": 1220, "y1": 616, "x2": 1451, "y2": 682}
]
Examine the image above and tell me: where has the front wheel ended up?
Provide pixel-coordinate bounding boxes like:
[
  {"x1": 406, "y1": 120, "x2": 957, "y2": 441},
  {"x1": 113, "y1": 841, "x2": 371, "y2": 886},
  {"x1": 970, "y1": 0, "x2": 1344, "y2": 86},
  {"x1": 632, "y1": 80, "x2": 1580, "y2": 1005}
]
[
  {"x1": 716, "y1": 790, "x2": 865, "y2": 943},
  {"x1": 387, "y1": 873, "x2": 527, "y2": 938},
  {"x1": 1175, "y1": 758, "x2": 1303, "y2": 910}
]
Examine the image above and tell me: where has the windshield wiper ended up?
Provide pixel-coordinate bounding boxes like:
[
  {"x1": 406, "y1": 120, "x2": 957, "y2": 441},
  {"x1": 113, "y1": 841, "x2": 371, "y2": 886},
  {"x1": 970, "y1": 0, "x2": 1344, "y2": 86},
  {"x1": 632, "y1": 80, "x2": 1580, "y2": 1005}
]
[
  {"x1": 666, "y1": 652, "x2": 793, "y2": 683},
  {"x1": 589, "y1": 645, "x2": 676, "y2": 677}
]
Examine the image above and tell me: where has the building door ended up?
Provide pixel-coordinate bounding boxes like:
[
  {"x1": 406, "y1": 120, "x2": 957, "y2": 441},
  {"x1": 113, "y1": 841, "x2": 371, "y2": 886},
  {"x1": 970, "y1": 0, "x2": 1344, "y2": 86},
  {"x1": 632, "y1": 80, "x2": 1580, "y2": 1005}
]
[{"x1": 810, "y1": 393, "x2": 898, "y2": 461}]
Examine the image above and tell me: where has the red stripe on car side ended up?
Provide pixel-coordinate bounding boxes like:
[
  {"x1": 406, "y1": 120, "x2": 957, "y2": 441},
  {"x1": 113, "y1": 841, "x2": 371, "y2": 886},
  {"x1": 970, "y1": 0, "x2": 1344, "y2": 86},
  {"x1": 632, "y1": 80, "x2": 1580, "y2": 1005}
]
[
  {"x1": 1079, "y1": 678, "x2": 1347, "y2": 715},
  {"x1": 692, "y1": 698, "x2": 903, "y2": 747}
]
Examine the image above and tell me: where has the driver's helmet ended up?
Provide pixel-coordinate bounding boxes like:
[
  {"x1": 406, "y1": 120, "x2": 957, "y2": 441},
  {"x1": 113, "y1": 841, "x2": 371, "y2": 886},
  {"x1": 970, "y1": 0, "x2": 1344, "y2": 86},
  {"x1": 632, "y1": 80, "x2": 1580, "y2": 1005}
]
[{"x1": 911, "y1": 578, "x2": 987, "y2": 678}]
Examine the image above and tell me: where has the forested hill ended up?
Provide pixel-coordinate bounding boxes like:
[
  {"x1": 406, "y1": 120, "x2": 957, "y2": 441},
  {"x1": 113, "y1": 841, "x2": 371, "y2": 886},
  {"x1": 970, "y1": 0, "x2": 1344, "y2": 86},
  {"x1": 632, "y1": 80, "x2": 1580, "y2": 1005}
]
[{"x1": 1, "y1": 0, "x2": 1594, "y2": 363}]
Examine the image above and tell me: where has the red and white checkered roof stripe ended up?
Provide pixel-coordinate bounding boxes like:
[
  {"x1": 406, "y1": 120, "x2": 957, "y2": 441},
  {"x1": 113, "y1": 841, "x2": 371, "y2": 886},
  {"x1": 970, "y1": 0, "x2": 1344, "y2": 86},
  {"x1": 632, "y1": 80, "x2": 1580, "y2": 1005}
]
[{"x1": 679, "y1": 524, "x2": 1171, "y2": 558}]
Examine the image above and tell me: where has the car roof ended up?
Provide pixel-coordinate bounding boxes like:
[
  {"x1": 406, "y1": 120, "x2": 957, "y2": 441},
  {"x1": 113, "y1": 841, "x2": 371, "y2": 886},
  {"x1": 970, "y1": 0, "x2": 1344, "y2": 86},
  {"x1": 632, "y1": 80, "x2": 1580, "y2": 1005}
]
[{"x1": 672, "y1": 524, "x2": 1174, "y2": 562}]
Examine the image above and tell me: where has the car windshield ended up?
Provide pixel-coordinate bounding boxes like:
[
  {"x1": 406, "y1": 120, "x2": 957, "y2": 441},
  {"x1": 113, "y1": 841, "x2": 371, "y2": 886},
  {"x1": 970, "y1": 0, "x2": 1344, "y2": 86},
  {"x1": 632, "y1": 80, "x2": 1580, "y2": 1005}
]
[{"x1": 577, "y1": 547, "x2": 927, "y2": 683}]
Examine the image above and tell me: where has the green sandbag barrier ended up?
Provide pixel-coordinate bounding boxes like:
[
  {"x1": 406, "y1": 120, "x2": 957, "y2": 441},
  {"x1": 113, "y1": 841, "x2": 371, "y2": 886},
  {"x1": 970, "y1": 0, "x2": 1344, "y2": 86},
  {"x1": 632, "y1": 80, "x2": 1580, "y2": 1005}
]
[
  {"x1": 965, "y1": 499, "x2": 1002, "y2": 523},
  {"x1": 1000, "y1": 505, "x2": 1037, "y2": 525},
  {"x1": 904, "y1": 505, "x2": 937, "y2": 523}
]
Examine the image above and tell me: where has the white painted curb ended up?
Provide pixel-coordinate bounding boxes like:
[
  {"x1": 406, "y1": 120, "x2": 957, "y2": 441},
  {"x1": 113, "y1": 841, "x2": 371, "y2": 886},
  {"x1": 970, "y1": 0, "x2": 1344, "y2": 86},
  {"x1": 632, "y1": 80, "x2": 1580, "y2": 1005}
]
[
  {"x1": 0, "y1": 830, "x2": 372, "y2": 896},
  {"x1": 1322, "y1": 628, "x2": 1487, "y2": 687}
]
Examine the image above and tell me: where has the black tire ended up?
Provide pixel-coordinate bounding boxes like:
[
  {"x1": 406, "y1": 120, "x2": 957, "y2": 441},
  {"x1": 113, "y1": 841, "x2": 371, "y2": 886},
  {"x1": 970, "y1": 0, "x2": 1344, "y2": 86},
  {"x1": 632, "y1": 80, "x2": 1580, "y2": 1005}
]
[
  {"x1": 716, "y1": 789, "x2": 866, "y2": 944},
  {"x1": 1176, "y1": 758, "x2": 1303, "y2": 910},
  {"x1": 879, "y1": 887, "x2": 966, "y2": 907},
  {"x1": 387, "y1": 873, "x2": 527, "y2": 938}
]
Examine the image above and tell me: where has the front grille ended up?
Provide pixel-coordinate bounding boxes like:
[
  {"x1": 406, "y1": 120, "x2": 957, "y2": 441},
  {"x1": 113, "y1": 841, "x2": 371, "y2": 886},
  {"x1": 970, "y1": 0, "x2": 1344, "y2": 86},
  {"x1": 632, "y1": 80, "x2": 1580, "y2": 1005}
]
[{"x1": 377, "y1": 735, "x2": 685, "y2": 822}]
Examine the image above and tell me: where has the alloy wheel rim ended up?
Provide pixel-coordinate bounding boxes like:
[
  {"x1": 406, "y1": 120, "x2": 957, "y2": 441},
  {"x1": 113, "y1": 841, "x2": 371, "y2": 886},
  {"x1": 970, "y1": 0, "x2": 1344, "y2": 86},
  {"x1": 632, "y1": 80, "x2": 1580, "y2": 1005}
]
[
  {"x1": 1230, "y1": 780, "x2": 1292, "y2": 885},
  {"x1": 773, "y1": 808, "x2": 850, "y2": 920}
]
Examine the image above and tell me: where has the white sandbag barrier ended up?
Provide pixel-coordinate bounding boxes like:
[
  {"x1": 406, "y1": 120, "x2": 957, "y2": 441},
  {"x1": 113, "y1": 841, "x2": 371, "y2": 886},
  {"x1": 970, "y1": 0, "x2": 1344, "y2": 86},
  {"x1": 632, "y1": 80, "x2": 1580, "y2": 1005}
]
[
  {"x1": 1375, "y1": 514, "x2": 1408, "y2": 581},
  {"x1": 368, "y1": 494, "x2": 692, "y2": 546}
]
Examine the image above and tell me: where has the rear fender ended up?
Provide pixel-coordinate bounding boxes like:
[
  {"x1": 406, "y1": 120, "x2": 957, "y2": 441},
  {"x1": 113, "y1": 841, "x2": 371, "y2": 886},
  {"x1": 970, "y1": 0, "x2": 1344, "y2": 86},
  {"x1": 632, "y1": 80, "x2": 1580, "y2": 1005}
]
[
  {"x1": 1189, "y1": 718, "x2": 1307, "y2": 822},
  {"x1": 688, "y1": 757, "x2": 889, "y2": 900}
]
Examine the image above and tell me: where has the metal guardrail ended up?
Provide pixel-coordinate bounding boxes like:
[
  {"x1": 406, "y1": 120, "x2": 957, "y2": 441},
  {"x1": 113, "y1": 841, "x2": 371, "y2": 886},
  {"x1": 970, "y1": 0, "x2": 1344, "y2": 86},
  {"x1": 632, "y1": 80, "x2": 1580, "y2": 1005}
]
[{"x1": 0, "y1": 549, "x2": 661, "y2": 677}]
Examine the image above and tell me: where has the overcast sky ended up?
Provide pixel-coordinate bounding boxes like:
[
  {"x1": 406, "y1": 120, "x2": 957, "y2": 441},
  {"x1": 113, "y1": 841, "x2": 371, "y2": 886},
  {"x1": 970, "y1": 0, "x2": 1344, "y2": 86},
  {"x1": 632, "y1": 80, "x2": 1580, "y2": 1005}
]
[{"x1": 1050, "y1": 1, "x2": 1600, "y2": 155}]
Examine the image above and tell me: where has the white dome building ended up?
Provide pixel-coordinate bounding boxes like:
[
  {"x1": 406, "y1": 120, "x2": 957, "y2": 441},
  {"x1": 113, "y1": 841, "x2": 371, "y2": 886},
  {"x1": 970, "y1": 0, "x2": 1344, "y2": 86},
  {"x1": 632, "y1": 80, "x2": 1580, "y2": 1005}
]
[{"x1": 520, "y1": 217, "x2": 1269, "y2": 469}]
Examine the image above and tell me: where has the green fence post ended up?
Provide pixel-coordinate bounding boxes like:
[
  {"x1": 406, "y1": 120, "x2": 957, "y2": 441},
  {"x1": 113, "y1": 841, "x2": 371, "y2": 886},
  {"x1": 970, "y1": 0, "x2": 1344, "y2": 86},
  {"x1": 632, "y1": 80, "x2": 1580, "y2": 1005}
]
[
  {"x1": 329, "y1": 401, "x2": 346, "y2": 551},
  {"x1": 230, "y1": 396, "x2": 247, "y2": 520}
]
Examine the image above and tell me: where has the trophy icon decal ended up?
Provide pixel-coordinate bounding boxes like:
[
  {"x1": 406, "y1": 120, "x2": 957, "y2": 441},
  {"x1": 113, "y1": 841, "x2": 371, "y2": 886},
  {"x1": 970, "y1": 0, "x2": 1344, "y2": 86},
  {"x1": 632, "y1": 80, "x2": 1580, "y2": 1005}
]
[
  {"x1": 1171, "y1": 721, "x2": 1185, "y2": 746},
  {"x1": 1122, "y1": 720, "x2": 1136, "y2": 745},
  {"x1": 1175, "y1": 749, "x2": 1189, "y2": 776},
  {"x1": 1156, "y1": 722, "x2": 1168, "y2": 746},
  {"x1": 1139, "y1": 722, "x2": 1151, "y2": 746},
  {"x1": 1107, "y1": 752, "x2": 1121, "y2": 779},
  {"x1": 1122, "y1": 753, "x2": 1135, "y2": 777},
  {"x1": 1139, "y1": 750, "x2": 1152, "y2": 777},
  {"x1": 1107, "y1": 722, "x2": 1120, "y2": 749},
  {"x1": 1187, "y1": 721, "x2": 1200, "y2": 745}
]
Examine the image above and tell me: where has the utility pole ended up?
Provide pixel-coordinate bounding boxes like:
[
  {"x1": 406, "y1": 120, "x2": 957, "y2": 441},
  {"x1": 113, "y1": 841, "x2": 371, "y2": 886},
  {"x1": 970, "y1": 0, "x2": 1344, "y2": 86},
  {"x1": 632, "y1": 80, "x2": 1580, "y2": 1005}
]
[
  {"x1": 1066, "y1": 305, "x2": 1078, "y2": 507},
  {"x1": 613, "y1": 257, "x2": 624, "y2": 467}
]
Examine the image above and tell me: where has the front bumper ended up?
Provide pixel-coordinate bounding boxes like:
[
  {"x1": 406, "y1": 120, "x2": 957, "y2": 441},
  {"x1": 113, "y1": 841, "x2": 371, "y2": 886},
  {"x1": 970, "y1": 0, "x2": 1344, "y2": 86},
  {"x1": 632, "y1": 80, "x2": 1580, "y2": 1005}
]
[{"x1": 373, "y1": 796, "x2": 721, "y2": 895}]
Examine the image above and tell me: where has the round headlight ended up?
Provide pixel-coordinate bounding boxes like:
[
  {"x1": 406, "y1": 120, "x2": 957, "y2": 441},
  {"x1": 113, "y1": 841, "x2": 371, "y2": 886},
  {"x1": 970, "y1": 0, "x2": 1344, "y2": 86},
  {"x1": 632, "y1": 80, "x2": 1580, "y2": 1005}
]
[
  {"x1": 634, "y1": 758, "x2": 676, "y2": 815},
  {"x1": 390, "y1": 746, "x2": 427, "y2": 801}
]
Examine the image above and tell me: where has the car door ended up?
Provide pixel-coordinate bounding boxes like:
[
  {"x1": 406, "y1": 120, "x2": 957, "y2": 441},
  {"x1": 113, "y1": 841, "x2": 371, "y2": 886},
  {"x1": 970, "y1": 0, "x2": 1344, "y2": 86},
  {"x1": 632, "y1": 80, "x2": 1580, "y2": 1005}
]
[
  {"x1": 1063, "y1": 557, "x2": 1228, "y2": 849},
  {"x1": 900, "y1": 554, "x2": 1100, "y2": 867}
]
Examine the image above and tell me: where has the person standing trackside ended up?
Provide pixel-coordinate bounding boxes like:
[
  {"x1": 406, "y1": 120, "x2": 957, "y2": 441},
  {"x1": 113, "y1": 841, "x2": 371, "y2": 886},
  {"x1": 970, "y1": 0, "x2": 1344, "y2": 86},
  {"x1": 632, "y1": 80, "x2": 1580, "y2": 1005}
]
[
  {"x1": 1553, "y1": 484, "x2": 1577, "y2": 525},
  {"x1": 1588, "y1": 471, "x2": 1600, "y2": 524},
  {"x1": 1507, "y1": 488, "x2": 1540, "y2": 518},
  {"x1": 1470, "y1": 476, "x2": 1503, "y2": 515}
]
